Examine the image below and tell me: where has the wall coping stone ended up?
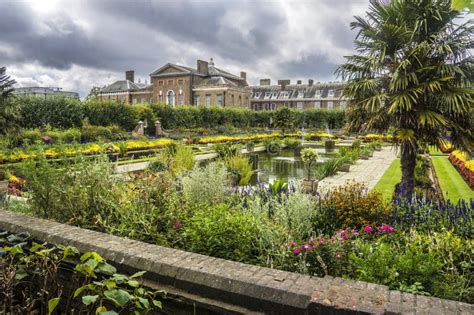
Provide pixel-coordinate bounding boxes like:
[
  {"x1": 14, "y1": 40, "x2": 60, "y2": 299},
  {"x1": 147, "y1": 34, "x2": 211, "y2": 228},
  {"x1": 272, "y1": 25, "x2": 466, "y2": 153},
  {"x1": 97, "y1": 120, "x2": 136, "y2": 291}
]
[{"x1": 0, "y1": 210, "x2": 472, "y2": 314}]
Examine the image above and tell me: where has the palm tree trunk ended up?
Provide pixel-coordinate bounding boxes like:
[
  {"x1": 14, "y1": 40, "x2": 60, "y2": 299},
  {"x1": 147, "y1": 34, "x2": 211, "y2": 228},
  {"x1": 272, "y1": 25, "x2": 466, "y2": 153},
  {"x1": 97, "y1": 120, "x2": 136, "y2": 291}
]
[{"x1": 400, "y1": 141, "x2": 417, "y2": 198}]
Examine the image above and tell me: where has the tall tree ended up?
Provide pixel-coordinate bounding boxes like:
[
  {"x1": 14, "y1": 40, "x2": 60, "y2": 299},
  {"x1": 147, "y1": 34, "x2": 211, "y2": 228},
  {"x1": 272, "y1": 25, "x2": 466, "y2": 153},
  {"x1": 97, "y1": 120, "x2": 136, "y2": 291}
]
[
  {"x1": 0, "y1": 66, "x2": 19, "y2": 135},
  {"x1": 337, "y1": 0, "x2": 473, "y2": 197}
]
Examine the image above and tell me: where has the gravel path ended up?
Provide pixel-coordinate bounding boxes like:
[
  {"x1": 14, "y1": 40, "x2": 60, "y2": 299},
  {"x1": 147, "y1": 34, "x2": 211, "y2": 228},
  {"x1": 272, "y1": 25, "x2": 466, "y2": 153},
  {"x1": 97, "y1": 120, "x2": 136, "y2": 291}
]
[{"x1": 317, "y1": 146, "x2": 397, "y2": 193}]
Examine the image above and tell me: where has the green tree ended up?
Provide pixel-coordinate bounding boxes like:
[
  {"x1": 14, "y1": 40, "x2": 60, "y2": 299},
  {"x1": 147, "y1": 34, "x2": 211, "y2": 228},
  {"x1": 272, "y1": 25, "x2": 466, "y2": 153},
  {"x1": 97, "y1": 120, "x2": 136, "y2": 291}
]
[
  {"x1": 274, "y1": 107, "x2": 296, "y2": 135},
  {"x1": 0, "y1": 66, "x2": 19, "y2": 135},
  {"x1": 337, "y1": 0, "x2": 473, "y2": 197}
]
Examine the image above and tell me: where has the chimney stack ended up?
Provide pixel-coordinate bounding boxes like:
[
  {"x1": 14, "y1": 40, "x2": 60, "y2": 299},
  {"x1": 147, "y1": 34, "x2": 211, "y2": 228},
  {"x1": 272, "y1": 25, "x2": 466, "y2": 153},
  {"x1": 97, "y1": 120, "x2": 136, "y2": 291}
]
[
  {"x1": 297, "y1": 80, "x2": 302, "y2": 85},
  {"x1": 278, "y1": 79, "x2": 290, "y2": 90},
  {"x1": 260, "y1": 78, "x2": 271, "y2": 86},
  {"x1": 126, "y1": 70, "x2": 135, "y2": 83},
  {"x1": 240, "y1": 71, "x2": 247, "y2": 81},
  {"x1": 197, "y1": 60, "x2": 209, "y2": 75},
  {"x1": 308, "y1": 79, "x2": 314, "y2": 86}
]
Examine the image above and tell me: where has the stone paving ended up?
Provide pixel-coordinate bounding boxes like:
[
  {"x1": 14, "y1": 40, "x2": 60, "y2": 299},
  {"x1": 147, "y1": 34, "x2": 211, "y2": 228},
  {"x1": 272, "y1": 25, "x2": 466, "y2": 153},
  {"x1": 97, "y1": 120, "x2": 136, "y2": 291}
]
[{"x1": 318, "y1": 146, "x2": 397, "y2": 193}]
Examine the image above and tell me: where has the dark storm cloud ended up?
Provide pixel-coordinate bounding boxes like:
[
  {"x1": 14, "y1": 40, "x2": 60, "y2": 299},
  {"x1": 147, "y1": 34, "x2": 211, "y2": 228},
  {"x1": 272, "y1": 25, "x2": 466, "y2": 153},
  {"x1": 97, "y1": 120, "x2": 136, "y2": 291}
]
[
  {"x1": 88, "y1": 0, "x2": 286, "y2": 62},
  {"x1": 278, "y1": 54, "x2": 339, "y2": 80},
  {"x1": 0, "y1": 1, "x2": 160, "y2": 72}
]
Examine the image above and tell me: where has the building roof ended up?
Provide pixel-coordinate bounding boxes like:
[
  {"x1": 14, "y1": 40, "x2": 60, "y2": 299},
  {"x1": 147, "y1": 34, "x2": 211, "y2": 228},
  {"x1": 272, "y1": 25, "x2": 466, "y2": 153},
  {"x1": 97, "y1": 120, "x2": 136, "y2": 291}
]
[
  {"x1": 12, "y1": 87, "x2": 79, "y2": 98},
  {"x1": 100, "y1": 80, "x2": 150, "y2": 93},
  {"x1": 149, "y1": 63, "x2": 204, "y2": 77},
  {"x1": 250, "y1": 82, "x2": 346, "y2": 100}
]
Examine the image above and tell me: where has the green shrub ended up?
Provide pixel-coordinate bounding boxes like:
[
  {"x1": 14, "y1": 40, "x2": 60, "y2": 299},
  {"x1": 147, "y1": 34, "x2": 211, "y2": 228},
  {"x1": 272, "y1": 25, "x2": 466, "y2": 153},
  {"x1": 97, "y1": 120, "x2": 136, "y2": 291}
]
[
  {"x1": 183, "y1": 205, "x2": 263, "y2": 262},
  {"x1": 214, "y1": 142, "x2": 241, "y2": 159},
  {"x1": 283, "y1": 138, "x2": 302, "y2": 149},
  {"x1": 321, "y1": 181, "x2": 391, "y2": 228},
  {"x1": 352, "y1": 139, "x2": 361, "y2": 149},
  {"x1": 300, "y1": 148, "x2": 319, "y2": 180},
  {"x1": 324, "y1": 139, "x2": 336, "y2": 152},
  {"x1": 17, "y1": 96, "x2": 84, "y2": 129},
  {"x1": 225, "y1": 155, "x2": 252, "y2": 185},
  {"x1": 182, "y1": 162, "x2": 229, "y2": 205}
]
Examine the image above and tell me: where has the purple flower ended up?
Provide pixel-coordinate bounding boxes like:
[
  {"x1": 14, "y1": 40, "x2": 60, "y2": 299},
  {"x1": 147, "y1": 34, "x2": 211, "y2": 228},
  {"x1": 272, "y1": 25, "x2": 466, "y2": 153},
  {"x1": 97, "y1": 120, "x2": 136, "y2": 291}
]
[
  {"x1": 292, "y1": 248, "x2": 301, "y2": 255},
  {"x1": 318, "y1": 238, "x2": 325, "y2": 245},
  {"x1": 363, "y1": 225, "x2": 373, "y2": 233},
  {"x1": 173, "y1": 220, "x2": 183, "y2": 229},
  {"x1": 351, "y1": 228, "x2": 359, "y2": 236}
]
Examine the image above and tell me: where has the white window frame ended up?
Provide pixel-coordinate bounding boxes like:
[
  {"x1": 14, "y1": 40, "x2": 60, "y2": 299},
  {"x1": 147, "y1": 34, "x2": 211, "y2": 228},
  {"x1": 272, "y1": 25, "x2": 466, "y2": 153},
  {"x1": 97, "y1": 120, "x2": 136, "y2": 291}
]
[
  {"x1": 327, "y1": 101, "x2": 334, "y2": 110},
  {"x1": 314, "y1": 101, "x2": 321, "y2": 109},
  {"x1": 166, "y1": 90, "x2": 175, "y2": 106},
  {"x1": 264, "y1": 92, "x2": 271, "y2": 99},
  {"x1": 328, "y1": 89, "x2": 334, "y2": 97},
  {"x1": 297, "y1": 101, "x2": 303, "y2": 110},
  {"x1": 206, "y1": 95, "x2": 211, "y2": 106}
]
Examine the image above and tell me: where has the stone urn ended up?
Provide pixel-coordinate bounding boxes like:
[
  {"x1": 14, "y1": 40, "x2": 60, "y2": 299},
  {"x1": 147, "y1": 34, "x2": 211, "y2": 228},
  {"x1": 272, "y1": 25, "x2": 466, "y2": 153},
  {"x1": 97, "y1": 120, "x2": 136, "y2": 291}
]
[
  {"x1": 302, "y1": 179, "x2": 318, "y2": 194},
  {"x1": 375, "y1": 144, "x2": 382, "y2": 151}
]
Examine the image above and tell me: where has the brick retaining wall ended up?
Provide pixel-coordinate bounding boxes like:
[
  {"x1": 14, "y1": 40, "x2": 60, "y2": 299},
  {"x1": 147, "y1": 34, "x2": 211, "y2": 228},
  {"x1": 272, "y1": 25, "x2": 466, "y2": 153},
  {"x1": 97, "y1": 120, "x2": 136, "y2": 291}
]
[{"x1": 0, "y1": 210, "x2": 471, "y2": 314}]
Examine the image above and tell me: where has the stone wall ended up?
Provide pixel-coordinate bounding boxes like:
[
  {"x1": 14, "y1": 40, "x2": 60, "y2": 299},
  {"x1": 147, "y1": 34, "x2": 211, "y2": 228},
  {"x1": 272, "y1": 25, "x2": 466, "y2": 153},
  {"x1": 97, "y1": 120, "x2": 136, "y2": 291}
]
[{"x1": 0, "y1": 210, "x2": 471, "y2": 314}]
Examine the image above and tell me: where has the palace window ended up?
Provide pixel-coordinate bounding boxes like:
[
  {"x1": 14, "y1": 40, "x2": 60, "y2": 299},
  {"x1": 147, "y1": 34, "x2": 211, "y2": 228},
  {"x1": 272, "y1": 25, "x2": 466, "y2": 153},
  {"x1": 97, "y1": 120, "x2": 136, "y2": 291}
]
[
  {"x1": 297, "y1": 91, "x2": 304, "y2": 98},
  {"x1": 264, "y1": 92, "x2": 271, "y2": 99},
  {"x1": 159, "y1": 94, "x2": 164, "y2": 103},
  {"x1": 167, "y1": 80, "x2": 173, "y2": 85},
  {"x1": 271, "y1": 92, "x2": 279, "y2": 99},
  {"x1": 270, "y1": 103, "x2": 276, "y2": 110},
  {"x1": 297, "y1": 102, "x2": 303, "y2": 110},
  {"x1": 217, "y1": 95, "x2": 223, "y2": 106},
  {"x1": 315, "y1": 90, "x2": 321, "y2": 96},
  {"x1": 280, "y1": 91, "x2": 289, "y2": 98},
  {"x1": 327, "y1": 101, "x2": 334, "y2": 110},
  {"x1": 178, "y1": 79, "x2": 184, "y2": 86},
  {"x1": 328, "y1": 90, "x2": 334, "y2": 97},
  {"x1": 158, "y1": 81, "x2": 163, "y2": 87},
  {"x1": 194, "y1": 95, "x2": 200, "y2": 106},
  {"x1": 314, "y1": 101, "x2": 321, "y2": 109},
  {"x1": 254, "y1": 92, "x2": 261, "y2": 98},
  {"x1": 178, "y1": 94, "x2": 184, "y2": 105},
  {"x1": 206, "y1": 95, "x2": 211, "y2": 106},
  {"x1": 167, "y1": 90, "x2": 175, "y2": 106}
]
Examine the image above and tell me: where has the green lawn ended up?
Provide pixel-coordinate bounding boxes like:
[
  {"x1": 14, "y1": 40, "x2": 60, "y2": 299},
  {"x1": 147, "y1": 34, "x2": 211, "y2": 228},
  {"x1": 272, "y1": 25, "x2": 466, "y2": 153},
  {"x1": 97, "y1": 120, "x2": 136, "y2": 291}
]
[
  {"x1": 373, "y1": 159, "x2": 401, "y2": 201},
  {"x1": 431, "y1": 156, "x2": 474, "y2": 203},
  {"x1": 428, "y1": 146, "x2": 448, "y2": 156}
]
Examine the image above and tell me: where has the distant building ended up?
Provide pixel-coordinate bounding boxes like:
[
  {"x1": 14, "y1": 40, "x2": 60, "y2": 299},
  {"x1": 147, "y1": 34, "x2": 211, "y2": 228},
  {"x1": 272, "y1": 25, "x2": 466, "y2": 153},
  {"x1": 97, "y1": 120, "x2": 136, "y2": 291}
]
[
  {"x1": 97, "y1": 70, "x2": 153, "y2": 104},
  {"x1": 12, "y1": 87, "x2": 79, "y2": 99},
  {"x1": 250, "y1": 79, "x2": 347, "y2": 111},
  {"x1": 97, "y1": 59, "x2": 250, "y2": 107}
]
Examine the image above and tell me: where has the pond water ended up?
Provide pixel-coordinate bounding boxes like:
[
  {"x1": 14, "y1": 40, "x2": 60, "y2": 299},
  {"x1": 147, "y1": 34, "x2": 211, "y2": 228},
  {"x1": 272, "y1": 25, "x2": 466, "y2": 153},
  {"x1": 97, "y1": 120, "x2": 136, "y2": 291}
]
[{"x1": 249, "y1": 147, "x2": 337, "y2": 185}]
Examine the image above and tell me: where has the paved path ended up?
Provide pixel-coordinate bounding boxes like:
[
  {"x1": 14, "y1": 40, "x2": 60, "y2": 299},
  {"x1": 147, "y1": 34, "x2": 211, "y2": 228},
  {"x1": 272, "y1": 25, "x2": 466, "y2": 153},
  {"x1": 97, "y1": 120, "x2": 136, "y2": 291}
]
[{"x1": 318, "y1": 147, "x2": 397, "y2": 193}]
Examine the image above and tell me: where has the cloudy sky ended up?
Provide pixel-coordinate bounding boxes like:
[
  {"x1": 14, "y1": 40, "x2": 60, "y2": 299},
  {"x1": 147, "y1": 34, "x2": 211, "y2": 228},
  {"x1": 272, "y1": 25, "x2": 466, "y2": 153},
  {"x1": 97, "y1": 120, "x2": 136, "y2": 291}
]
[{"x1": 2, "y1": 0, "x2": 374, "y2": 97}]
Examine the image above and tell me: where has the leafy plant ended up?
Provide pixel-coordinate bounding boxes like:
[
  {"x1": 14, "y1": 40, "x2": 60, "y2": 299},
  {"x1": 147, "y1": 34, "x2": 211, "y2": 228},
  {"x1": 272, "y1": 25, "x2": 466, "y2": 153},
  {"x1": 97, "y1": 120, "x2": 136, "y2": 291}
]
[
  {"x1": 225, "y1": 155, "x2": 253, "y2": 185},
  {"x1": 300, "y1": 148, "x2": 319, "y2": 180}
]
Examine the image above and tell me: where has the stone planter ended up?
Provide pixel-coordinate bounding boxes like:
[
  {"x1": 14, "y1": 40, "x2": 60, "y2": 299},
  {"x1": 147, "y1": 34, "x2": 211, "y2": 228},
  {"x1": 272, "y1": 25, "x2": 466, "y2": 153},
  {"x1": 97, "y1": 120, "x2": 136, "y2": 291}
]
[
  {"x1": 301, "y1": 179, "x2": 318, "y2": 194},
  {"x1": 338, "y1": 163, "x2": 351, "y2": 172},
  {"x1": 361, "y1": 154, "x2": 369, "y2": 160},
  {"x1": 375, "y1": 145, "x2": 382, "y2": 151},
  {"x1": 0, "y1": 180, "x2": 8, "y2": 193},
  {"x1": 368, "y1": 151, "x2": 374, "y2": 157}
]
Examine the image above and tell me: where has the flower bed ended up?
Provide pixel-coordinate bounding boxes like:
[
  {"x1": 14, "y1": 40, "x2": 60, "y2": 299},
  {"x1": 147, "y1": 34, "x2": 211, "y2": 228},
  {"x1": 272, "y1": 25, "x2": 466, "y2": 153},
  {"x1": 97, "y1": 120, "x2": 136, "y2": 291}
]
[
  {"x1": 0, "y1": 139, "x2": 173, "y2": 164},
  {"x1": 358, "y1": 134, "x2": 394, "y2": 142},
  {"x1": 449, "y1": 150, "x2": 474, "y2": 189}
]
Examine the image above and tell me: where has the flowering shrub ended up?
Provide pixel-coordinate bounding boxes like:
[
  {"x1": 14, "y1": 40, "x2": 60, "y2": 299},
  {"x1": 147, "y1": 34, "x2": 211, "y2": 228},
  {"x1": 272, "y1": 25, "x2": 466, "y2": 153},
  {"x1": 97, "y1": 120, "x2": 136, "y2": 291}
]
[
  {"x1": 287, "y1": 225, "x2": 395, "y2": 276},
  {"x1": 449, "y1": 150, "x2": 474, "y2": 188},
  {"x1": 321, "y1": 181, "x2": 391, "y2": 228},
  {"x1": 439, "y1": 142, "x2": 453, "y2": 153},
  {"x1": 390, "y1": 195, "x2": 473, "y2": 238},
  {"x1": 197, "y1": 133, "x2": 280, "y2": 144}
]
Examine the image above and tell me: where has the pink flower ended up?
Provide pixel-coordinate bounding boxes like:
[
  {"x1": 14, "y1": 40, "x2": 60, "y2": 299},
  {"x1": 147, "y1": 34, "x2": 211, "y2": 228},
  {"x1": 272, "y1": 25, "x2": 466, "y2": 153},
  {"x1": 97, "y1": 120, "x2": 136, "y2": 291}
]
[
  {"x1": 351, "y1": 228, "x2": 359, "y2": 236},
  {"x1": 289, "y1": 241, "x2": 298, "y2": 246},
  {"x1": 292, "y1": 248, "x2": 301, "y2": 255},
  {"x1": 379, "y1": 224, "x2": 395, "y2": 233},
  {"x1": 318, "y1": 238, "x2": 325, "y2": 245},
  {"x1": 173, "y1": 220, "x2": 183, "y2": 229},
  {"x1": 302, "y1": 244, "x2": 312, "y2": 252},
  {"x1": 309, "y1": 239, "x2": 314, "y2": 245},
  {"x1": 363, "y1": 225, "x2": 373, "y2": 233}
]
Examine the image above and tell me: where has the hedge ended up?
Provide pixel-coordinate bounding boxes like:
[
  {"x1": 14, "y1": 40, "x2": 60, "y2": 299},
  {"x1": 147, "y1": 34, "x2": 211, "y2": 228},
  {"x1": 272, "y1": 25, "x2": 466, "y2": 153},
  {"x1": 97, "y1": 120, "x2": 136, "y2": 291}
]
[{"x1": 15, "y1": 97, "x2": 345, "y2": 132}]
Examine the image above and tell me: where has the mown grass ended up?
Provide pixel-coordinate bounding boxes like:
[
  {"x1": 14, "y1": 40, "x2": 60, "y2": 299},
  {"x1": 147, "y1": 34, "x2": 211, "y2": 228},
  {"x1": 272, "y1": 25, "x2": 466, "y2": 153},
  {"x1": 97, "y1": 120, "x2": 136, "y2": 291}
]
[
  {"x1": 431, "y1": 156, "x2": 474, "y2": 203},
  {"x1": 373, "y1": 159, "x2": 401, "y2": 201}
]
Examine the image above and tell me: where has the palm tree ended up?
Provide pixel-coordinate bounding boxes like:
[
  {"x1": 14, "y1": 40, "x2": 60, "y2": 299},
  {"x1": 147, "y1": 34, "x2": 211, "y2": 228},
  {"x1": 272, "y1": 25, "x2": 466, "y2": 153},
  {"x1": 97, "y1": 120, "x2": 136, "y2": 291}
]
[
  {"x1": 0, "y1": 66, "x2": 19, "y2": 135},
  {"x1": 337, "y1": 0, "x2": 473, "y2": 197}
]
